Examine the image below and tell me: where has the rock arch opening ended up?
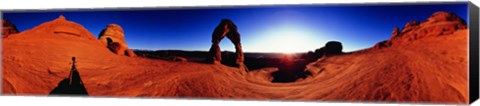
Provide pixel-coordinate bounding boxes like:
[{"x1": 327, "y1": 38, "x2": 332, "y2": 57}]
[
  {"x1": 106, "y1": 37, "x2": 113, "y2": 45},
  {"x1": 207, "y1": 19, "x2": 246, "y2": 70}
]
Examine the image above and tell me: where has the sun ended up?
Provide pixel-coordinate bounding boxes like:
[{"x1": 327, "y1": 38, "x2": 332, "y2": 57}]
[
  {"x1": 267, "y1": 32, "x2": 306, "y2": 53},
  {"x1": 259, "y1": 27, "x2": 320, "y2": 53}
]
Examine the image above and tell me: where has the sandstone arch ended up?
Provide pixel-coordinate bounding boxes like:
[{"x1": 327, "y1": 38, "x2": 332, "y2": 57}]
[{"x1": 208, "y1": 19, "x2": 246, "y2": 69}]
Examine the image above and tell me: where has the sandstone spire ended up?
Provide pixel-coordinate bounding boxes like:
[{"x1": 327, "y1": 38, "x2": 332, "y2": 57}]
[{"x1": 57, "y1": 15, "x2": 66, "y2": 21}]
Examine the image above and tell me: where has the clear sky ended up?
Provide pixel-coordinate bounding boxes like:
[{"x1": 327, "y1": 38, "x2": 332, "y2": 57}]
[{"x1": 2, "y1": 2, "x2": 468, "y2": 53}]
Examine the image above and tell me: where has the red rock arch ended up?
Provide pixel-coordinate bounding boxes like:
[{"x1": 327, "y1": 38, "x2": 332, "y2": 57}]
[{"x1": 208, "y1": 19, "x2": 246, "y2": 70}]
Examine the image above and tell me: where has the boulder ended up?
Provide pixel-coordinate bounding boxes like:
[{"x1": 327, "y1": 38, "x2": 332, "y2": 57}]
[
  {"x1": 324, "y1": 41, "x2": 343, "y2": 56},
  {"x1": 312, "y1": 41, "x2": 343, "y2": 58}
]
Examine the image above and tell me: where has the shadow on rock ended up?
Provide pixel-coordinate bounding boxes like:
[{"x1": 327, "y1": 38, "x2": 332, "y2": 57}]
[{"x1": 49, "y1": 57, "x2": 88, "y2": 96}]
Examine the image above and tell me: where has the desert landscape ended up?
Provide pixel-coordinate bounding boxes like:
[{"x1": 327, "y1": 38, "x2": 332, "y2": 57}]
[{"x1": 1, "y1": 8, "x2": 469, "y2": 105}]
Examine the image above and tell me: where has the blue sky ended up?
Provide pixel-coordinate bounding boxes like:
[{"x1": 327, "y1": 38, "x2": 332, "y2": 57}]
[{"x1": 2, "y1": 2, "x2": 468, "y2": 53}]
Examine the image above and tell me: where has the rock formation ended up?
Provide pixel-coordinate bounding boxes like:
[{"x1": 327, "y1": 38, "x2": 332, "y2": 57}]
[
  {"x1": 314, "y1": 41, "x2": 343, "y2": 57},
  {"x1": 2, "y1": 20, "x2": 19, "y2": 38},
  {"x1": 304, "y1": 41, "x2": 344, "y2": 62},
  {"x1": 107, "y1": 42, "x2": 122, "y2": 54},
  {"x1": 172, "y1": 56, "x2": 187, "y2": 62},
  {"x1": 24, "y1": 15, "x2": 97, "y2": 40},
  {"x1": 2, "y1": 11, "x2": 468, "y2": 103},
  {"x1": 207, "y1": 19, "x2": 246, "y2": 70},
  {"x1": 391, "y1": 27, "x2": 400, "y2": 38},
  {"x1": 98, "y1": 24, "x2": 136, "y2": 57},
  {"x1": 375, "y1": 11, "x2": 467, "y2": 49},
  {"x1": 374, "y1": 40, "x2": 392, "y2": 49},
  {"x1": 324, "y1": 41, "x2": 343, "y2": 56}
]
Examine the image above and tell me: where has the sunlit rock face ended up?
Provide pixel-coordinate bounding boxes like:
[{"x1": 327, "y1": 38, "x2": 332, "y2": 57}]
[
  {"x1": 374, "y1": 11, "x2": 467, "y2": 49},
  {"x1": 98, "y1": 24, "x2": 136, "y2": 57},
  {"x1": 25, "y1": 15, "x2": 97, "y2": 40}
]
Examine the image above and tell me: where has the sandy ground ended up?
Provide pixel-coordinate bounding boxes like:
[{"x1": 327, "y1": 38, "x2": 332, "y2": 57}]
[{"x1": 2, "y1": 26, "x2": 468, "y2": 104}]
